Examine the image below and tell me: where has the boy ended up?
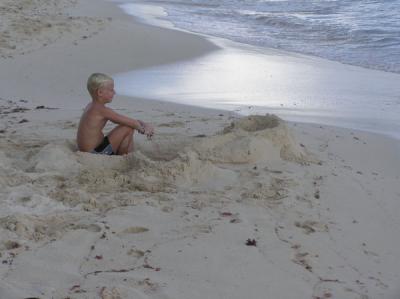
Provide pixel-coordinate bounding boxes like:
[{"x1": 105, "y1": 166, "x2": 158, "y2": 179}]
[{"x1": 77, "y1": 73, "x2": 154, "y2": 155}]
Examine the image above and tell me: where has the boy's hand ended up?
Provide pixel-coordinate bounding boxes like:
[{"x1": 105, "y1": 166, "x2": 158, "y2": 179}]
[
  {"x1": 138, "y1": 125, "x2": 146, "y2": 135},
  {"x1": 144, "y1": 124, "x2": 154, "y2": 139},
  {"x1": 138, "y1": 121, "x2": 154, "y2": 139}
]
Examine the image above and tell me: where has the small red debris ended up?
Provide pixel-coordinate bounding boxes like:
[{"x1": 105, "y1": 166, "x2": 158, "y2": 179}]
[
  {"x1": 221, "y1": 212, "x2": 233, "y2": 217},
  {"x1": 70, "y1": 284, "x2": 80, "y2": 291},
  {"x1": 246, "y1": 239, "x2": 257, "y2": 246}
]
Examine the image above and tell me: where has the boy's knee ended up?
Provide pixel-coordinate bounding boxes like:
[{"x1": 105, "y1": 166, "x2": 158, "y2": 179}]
[{"x1": 123, "y1": 126, "x2": 134, "y2": 135}]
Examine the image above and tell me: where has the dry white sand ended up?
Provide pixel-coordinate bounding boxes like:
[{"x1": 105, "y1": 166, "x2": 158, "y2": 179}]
[{"x1": 0, "y1": 0, "x2": 400, "y2": 298}]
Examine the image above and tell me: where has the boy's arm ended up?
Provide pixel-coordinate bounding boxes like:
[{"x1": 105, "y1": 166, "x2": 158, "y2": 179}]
[{"x1": 101, "y1": 106, "x2": 145, "y2": 133}]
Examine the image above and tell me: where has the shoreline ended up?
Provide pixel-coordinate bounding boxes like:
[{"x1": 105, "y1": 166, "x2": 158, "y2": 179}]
[
  {"x1": 0, "y1": 0, "x2": 400, "y2": 298},
  {"x1": 116, "y1": 0, "x2": 400, "y2": 76},
  {"x1": 112, "y1": 1, "x2": 400, "y2": 141}
]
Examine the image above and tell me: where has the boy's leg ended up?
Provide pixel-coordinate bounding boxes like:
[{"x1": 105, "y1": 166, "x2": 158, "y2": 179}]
[
  {"x1": 107, "y1": 125, "x2": 135, "y2": 155},
  {"x1": 117, "y1": 131, "x2": 134, "y2": 155}
]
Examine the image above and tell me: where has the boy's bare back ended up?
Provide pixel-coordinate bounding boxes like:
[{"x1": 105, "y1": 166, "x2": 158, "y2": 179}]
[{"x1": 77, "y1": 102, "x2": 109, "y2": 152}]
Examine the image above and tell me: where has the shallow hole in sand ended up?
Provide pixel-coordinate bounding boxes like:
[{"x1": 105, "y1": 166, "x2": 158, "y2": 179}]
[
  {"x1": 140, "y1": 149, "x2": 180, "y2": 162},
  {"x1": 137, "y1": 136, "x2": 191, "y2": 162},
  {"x1": 71, "y1": 223, "x2": 102, "y2": 232},
  {"x1": 121, "y1": 226, "x2": 149, "y2": 234}
]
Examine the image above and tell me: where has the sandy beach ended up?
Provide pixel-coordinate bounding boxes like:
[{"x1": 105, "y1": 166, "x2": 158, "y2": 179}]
[{"x1": 0, "y1": 0, "x2": 400, "y2": 298}]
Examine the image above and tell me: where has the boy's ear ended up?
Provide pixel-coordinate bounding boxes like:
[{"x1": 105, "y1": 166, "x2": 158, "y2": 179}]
[{"x1": 96, "y1": 87, "x2": 103, "y2": 97}]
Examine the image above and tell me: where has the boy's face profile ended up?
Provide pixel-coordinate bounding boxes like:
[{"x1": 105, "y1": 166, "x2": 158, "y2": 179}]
[{"x1": 97, "y1": 80, "x2": 115, "y2": 103}]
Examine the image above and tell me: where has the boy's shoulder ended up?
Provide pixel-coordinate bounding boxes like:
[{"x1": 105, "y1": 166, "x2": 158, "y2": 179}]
[
  {"x1": 87, "y1": 102, "x2": 107, "y2": 112},
  {"x1": 87, "y1": 103, "x2": 118, "y2": 120}
]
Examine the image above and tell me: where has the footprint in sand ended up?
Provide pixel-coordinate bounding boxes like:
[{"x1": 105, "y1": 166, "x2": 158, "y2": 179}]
[
  {"x1": 72, "y1": 223, "x2": 101, "y2": 233},
  {"x1": 3, "y1": 240, "x2": 20, "y2": 250},
  {"x1": 294, "y1": 220, "x2": 328, "y2": 235},
  {"x1": 312, "y1": 279, "x2": 369, "y2": 299},
  {"x1": 292, "y1": 250, "x2": 313, "y2": 272},
  {"x1": 62, "y1": 121, "x2": 77, "y2": 129},
  {"x1": 127, "y1": 248, "x2": 145, "y2": 258},
  {"x1": 120, "y1": 226, "x2": 149, "y2": 234},
  {"x1": 100, "y1": 287, "x2": 122, "y2": 299}
]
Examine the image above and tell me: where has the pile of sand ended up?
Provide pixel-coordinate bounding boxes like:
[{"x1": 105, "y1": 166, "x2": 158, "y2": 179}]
[
  {"x1": 193, "y1": 114, "x2": 310, "y2": 164},
  {"x1": 0, "y1": 115, "x2": 307, "y2": 215},
  {"x1": 72, "y1": 115, "x2": 308, "y2": 193}
]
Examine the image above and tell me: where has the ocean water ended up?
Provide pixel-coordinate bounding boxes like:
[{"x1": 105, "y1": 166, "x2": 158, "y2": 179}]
[
  {"x1": 120, "y1": 0, "x2": 400, "y2": 74},
  {"x1": 114, "y1": 0, "x2": 400, "y2": 139}
]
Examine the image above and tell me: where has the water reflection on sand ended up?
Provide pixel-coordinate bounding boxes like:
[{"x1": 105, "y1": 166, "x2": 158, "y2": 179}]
[{"x1": 114, "y1": 45, "x2": 400, "y2": 139}]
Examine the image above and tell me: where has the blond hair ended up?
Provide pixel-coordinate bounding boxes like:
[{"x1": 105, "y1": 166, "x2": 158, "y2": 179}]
[{"x1": 87, "y1": 73, "x2": 113, "y2": 97}]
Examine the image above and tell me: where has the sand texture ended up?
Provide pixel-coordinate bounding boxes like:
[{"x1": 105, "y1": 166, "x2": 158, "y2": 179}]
[
  {"x1": 0, "y1": 0, "x2": 400, "y2": 298},
  {"x1": 0, "y1": 0, "x2": 110, "y2": 59}
]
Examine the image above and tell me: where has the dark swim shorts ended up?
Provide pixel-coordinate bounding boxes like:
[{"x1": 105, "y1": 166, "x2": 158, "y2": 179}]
[{"x1": 91, "y1": 136, "x2": 114, "y2": 155}]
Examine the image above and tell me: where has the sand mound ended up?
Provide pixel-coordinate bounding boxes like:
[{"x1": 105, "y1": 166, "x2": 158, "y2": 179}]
[
  {"x1": 193, "y1": 114, "x2": 309, "y2": 164},
  {"x1": 77, "y1": 151, "x2": 132, "y2": 171},
  {"x1": 0, "y1": 116, "x2": 309, "y2": 217},
  {"x1": 76, "y1": 152, "x2": 171, "y2": 193},
  {"x1": 31, "y1": 144, "x2": 81, "y2": 174},
  {"x1": 75, "y1": 150, "x2": 237, "y2": 193},
  {"x1": 223, "y1": 114, "x2": 280, "y2": 133},
  {"x1": 13, "y1": 116, "x2": 308, "y2": 198},
  {"x1": 173, "y1": 150, "x2": 238, "y2": 190}
]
